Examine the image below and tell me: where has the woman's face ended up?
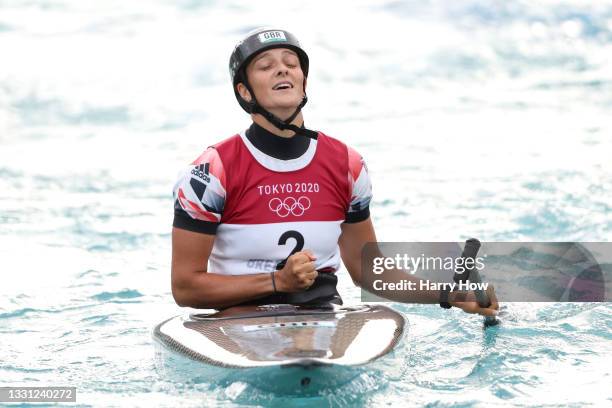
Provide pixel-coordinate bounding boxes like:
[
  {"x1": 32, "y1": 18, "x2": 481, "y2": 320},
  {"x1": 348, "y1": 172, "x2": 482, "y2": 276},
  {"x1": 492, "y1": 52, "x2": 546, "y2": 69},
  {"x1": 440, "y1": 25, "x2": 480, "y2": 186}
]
[{"x1": 238, "y1": 48, "x2": 305, "y2": 118}]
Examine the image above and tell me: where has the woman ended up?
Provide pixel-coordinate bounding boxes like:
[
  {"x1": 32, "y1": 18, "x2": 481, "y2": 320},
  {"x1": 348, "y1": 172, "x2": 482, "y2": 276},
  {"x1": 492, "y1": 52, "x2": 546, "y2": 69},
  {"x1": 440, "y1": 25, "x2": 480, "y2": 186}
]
[{"x1": 171, "y1": 28, "x2": 498, "y2": 317}]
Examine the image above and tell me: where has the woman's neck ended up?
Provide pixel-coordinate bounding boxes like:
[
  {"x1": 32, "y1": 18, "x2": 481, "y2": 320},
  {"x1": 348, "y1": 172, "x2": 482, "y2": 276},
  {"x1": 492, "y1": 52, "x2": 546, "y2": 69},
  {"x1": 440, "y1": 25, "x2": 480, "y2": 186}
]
[
  {"x1": 245, "y1": 122, "x2": 310, "y2": 160},
  {"x1": 251, "y1": 112, "x2": 304, "y2": 138}
]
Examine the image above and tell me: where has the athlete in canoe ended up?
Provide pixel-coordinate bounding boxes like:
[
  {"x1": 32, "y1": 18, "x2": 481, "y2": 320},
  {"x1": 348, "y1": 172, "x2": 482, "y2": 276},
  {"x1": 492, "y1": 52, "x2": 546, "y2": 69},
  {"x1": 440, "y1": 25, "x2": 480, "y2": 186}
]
[{"x1": 171, "y1": 28, "x2": 498, "y2": 317}]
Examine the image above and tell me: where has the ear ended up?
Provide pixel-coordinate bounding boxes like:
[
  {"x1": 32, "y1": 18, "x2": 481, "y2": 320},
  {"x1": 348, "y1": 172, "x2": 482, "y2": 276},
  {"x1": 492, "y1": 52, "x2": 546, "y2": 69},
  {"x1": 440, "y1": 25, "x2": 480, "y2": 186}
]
[
  {"x1": 236, "y1": 83, "x2": 252, "y2": 102},
  {"x1": 303, "y1": 77, "x2": 308, "y2": 94}
]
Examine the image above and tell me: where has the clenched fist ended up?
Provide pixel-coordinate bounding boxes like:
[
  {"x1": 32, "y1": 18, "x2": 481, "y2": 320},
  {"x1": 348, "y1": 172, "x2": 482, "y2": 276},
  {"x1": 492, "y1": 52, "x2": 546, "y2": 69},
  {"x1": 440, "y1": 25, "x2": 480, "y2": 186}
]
[{"x1": 274, "y1": 250, "x2": 318, "y2": 293}]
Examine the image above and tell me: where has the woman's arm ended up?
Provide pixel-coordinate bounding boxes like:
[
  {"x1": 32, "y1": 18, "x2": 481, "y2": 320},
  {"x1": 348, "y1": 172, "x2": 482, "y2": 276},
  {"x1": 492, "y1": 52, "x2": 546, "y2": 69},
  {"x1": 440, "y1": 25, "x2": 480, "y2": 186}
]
[
  {"x1": 171, "y1": 227, "x2": 318, "y2": 309},
  {"x1": 171, "y1": 227, "x2": 274, "y2": 308},
  {"x1": 338, "y1": 218, "x2": 499, "y2": 316},
  {"x1": 339, "y1": 218, "x2": 439, "y2": 303}
]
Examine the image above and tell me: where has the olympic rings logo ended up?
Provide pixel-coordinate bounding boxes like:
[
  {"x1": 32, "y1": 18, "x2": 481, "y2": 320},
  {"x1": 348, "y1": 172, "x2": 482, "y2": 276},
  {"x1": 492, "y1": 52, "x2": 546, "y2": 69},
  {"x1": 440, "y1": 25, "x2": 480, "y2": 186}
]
[{"x1": 268, "y1": 196, "x2": 311, "y2": 217}]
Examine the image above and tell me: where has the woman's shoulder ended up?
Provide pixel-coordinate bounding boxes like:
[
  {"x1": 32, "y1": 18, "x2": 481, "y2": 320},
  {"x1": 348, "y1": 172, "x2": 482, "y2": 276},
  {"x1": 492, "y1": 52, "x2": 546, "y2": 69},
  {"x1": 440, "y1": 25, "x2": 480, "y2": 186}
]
[
  {"x1": 173, "y1": 132, "x2": 242, "y2": 187},
  {"x1": 186, "y1": 132, "x2": 244, "y2": 166},
  {"x1": 316, "y1": 131, "x2": 366, "y2": 161}
]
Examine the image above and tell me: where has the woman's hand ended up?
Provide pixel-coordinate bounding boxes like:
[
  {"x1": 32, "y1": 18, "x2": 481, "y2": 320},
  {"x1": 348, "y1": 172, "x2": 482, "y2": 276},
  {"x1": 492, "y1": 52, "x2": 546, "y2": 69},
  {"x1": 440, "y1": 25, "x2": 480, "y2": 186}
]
[
  {"x1": 450, "y1": 285, "x2": 499, "y2": 317},
  {"x1": 275, "y1": 250, "x2": 318, "y2": 292}
]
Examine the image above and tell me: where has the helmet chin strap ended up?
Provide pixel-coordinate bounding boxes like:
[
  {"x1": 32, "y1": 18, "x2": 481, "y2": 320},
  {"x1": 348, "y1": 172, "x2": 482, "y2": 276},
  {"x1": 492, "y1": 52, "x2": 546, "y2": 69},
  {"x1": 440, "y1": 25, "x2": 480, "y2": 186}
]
[{"x1": 244, "y1": 81, "x2": 318, "y2": 140}]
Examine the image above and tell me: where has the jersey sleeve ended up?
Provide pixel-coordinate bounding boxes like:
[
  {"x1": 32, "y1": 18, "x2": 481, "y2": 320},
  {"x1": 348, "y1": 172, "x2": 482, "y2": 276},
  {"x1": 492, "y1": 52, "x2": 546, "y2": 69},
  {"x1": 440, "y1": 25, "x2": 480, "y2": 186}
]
[
  {"x1": 172, "y1": 148, "x2": 227, "y2": 234},
  {"x1": 345, "y1": 146, "x2": 373, "y2": 223}
]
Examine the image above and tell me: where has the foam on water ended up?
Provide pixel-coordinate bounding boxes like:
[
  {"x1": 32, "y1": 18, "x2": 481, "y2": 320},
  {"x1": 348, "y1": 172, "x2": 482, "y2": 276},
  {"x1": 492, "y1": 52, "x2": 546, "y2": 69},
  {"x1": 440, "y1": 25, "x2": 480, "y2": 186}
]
[{"x1": 1, "y1": 0, "x2": 611, "y2": 406}]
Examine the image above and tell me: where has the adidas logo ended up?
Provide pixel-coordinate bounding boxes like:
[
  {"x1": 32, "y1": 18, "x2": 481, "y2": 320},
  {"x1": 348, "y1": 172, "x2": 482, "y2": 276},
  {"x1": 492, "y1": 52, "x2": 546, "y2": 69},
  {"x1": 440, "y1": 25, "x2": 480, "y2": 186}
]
[{"x1": 191, "y1": 163, "x2": 211, "y2": 183}]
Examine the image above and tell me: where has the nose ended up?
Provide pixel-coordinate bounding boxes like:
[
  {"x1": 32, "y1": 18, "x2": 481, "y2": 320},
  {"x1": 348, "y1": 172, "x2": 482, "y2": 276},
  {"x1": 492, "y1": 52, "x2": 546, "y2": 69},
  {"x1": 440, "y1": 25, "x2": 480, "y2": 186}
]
[
  {"x1": 275, "y1": 63, "x2": 289, "y2": 76},
  {"x1": 275, "y1": 68, "x2": 288, "y2": 77}
]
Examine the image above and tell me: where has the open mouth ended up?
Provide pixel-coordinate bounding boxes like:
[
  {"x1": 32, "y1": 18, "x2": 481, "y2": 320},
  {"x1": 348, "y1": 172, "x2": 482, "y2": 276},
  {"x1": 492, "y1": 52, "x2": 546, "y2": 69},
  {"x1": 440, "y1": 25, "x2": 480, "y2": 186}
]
[{"x1": 272, "y1": 81, "x2": 294, "y2": 90}]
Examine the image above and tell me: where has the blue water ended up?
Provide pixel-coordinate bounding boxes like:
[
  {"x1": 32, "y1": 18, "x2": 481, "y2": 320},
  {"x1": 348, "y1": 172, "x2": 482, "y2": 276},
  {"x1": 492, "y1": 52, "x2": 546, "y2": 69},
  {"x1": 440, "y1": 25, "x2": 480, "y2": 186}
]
[{"x1": 1, "y1": 0, "x2": 611, "y2": 406}]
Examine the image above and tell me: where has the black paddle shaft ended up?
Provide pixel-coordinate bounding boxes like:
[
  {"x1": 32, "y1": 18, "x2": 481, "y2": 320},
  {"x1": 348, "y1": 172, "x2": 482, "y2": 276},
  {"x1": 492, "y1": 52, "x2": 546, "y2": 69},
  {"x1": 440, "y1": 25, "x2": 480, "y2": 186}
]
[{"x1": 456, "y1": 238, "x2": 491, "y2": 308}]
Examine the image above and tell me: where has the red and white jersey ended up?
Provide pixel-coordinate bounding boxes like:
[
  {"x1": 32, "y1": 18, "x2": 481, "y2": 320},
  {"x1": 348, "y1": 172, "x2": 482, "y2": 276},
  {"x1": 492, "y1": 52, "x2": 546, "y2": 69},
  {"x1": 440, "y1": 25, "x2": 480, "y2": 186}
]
[{"x1": 173, "y1": 127, "x2": 372, "y2": 276}]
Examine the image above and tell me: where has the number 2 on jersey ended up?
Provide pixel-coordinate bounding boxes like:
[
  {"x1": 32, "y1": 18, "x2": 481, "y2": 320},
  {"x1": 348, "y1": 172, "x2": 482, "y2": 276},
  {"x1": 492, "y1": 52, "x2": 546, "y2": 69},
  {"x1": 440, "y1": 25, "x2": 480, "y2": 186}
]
[{"x1": 275, "y1": 230, "x2": 304, "y2": 270}]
